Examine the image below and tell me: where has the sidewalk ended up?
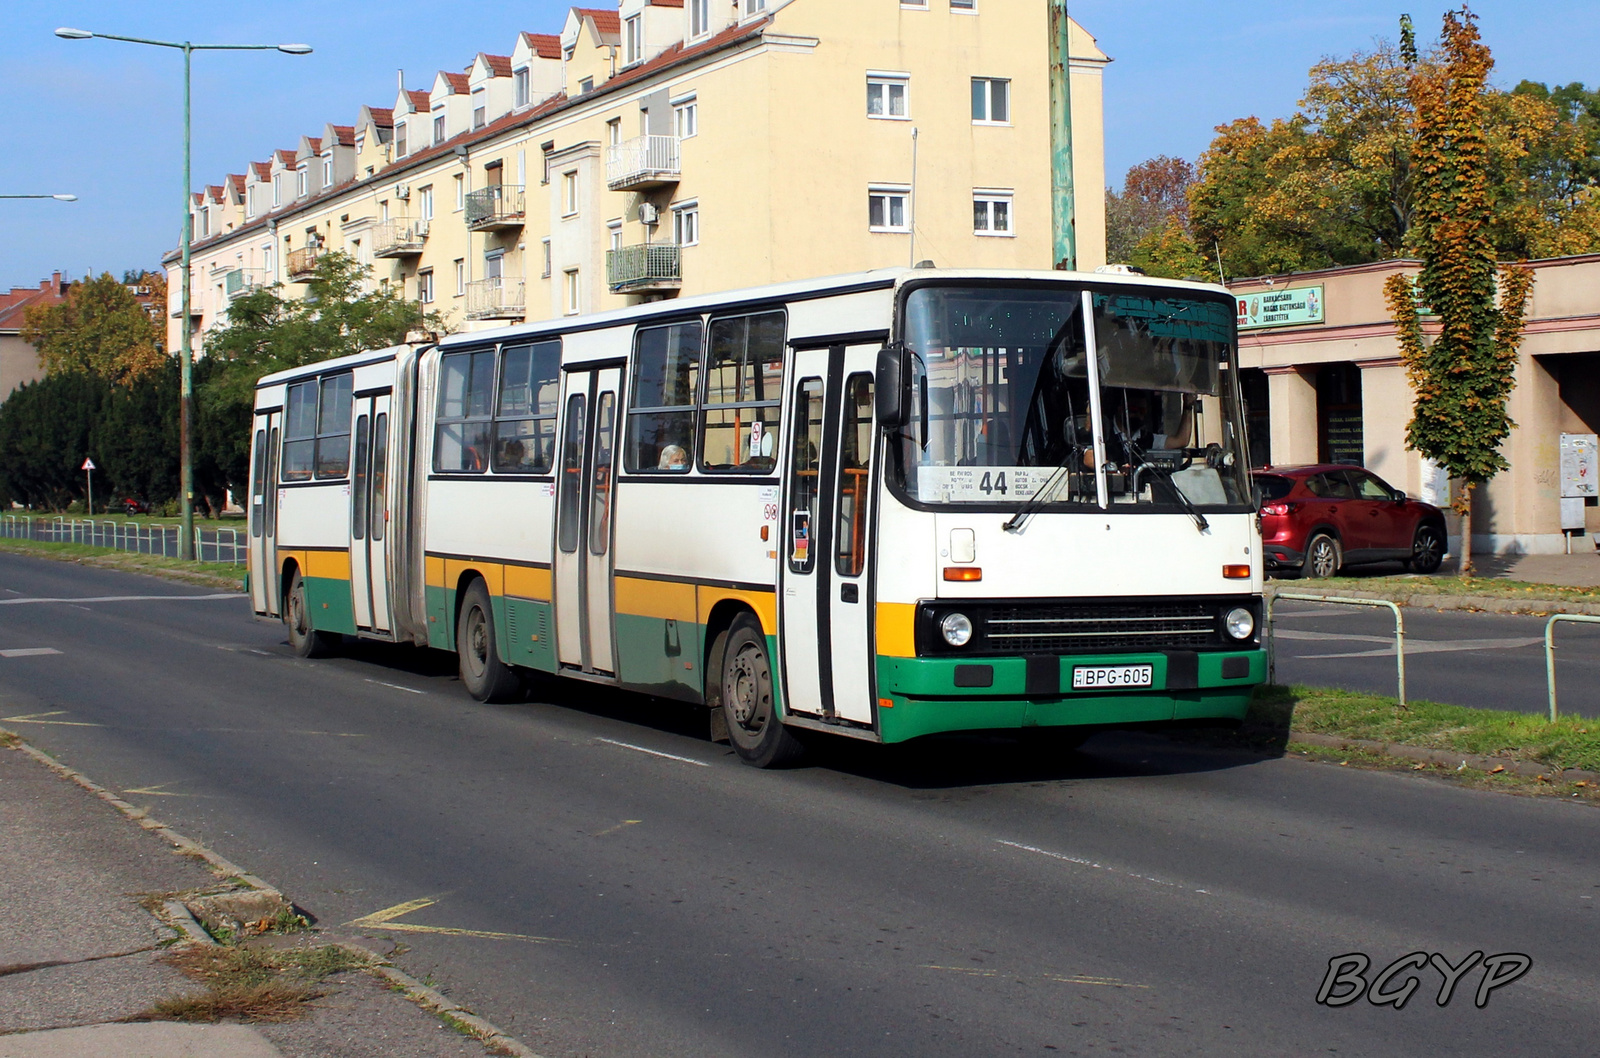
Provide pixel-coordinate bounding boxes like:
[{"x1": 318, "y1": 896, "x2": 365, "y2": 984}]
[{"x1": 0, "y1": 736, "x2": 514, "y2": 1058}]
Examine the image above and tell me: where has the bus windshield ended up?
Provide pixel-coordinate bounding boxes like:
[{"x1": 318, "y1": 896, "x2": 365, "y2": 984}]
[{"x1": 894, "y1": 283, "x2": 1252, "y2": 511}]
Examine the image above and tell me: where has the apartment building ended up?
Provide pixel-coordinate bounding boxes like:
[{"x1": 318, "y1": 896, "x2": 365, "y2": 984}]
[
  {"x1": 0, "y1": 273, "x2": 71, "y2": 401},
  {"x1": 166, "y1": 0, "x2": 1110, "y2": 354}
]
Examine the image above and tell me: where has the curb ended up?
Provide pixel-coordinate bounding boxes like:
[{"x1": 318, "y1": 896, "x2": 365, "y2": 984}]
[
  {"x1": 1287, "y1": 728, "x2": 1600, "y2": 784},
  {"x1": 1266, "y1": 584, "x2": 1600, "y2": 617},
  {"x1": 0, "y1": 724, "x2": 544, "y2": 1058}
]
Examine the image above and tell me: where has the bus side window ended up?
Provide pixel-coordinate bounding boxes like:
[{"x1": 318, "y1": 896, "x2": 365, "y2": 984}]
[
  {"x1": 493, "y1": 340, "x2": 560, "y2": 473},
  {"x1": 249, "y1": 429, "x2": 266, "y2": 538},
  {"x1": 700, "y1": 311, "x2": 784, "y2": 472},
  {"x1": 282, "y1": 382, "x2": 317, "y2": 481},
  {"x1": 589, "y1": 393, "x2": 615, "y2": 555},
  {"x1": 789, "y1": 378, "x2": 824, "y2": 573},
  {"x1": 315, "y1": 374, "x2": 354, "y2": 479},
  {"x1": 435, "y1": 350, "x2": 495, "y2": 474},
  {"x1": 835, "y1": 373, "x2": 874, "y2": 577},
  {"x1": 558, "y1": 393, "x2": 586, "y2": 553},
  {"x1": 625, "y1": 321, "x2": 701, "y2": 473},
  {"x1": 351, "y1": 414, "x2": 370, "y2": 540},
  {"x1": 266, "y1": 427, "x2": 279, "y2": 537}
]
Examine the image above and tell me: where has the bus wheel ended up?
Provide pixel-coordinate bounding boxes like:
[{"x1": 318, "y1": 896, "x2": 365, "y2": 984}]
[
  {"x1": 285, "y1": 571, "x2": 334, "y2": 659},
  {"x1": 457, "y1": 580, "x2": 520, "y2": 703},
  {"x1": 721, "y1": 616, "x2": 804, "y2": 768}
]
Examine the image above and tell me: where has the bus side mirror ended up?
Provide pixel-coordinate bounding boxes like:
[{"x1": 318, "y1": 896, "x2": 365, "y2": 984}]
[{"x1": 875, "y1": 342, "x2": 907, "y2": 427}]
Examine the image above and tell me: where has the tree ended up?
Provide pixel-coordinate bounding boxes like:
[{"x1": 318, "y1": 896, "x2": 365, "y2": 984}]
[
  {"x1": 19, "y1": 272, "x2": 165, "y2": 388},
  {"x1": 1105, "y1": 155, "x2": 1195, "y2": 263},
  {"x1": 197, "y1": 251, "x2": 438, "y2": 502},
  {"x1": 1383, "y1": 7, "x2": 1535, "y2": 576}
]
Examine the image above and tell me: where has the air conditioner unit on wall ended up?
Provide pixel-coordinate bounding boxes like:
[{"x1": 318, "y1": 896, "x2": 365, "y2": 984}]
[
  {"x1": 395, "y1": 182, "x2": 410, "y2": 200},
  {"x1": 638, "y1": 202, "x2": 659, "y2": 225},
  {"x1": 415, "y1": 220, "x2": 430, "y2": 237}
]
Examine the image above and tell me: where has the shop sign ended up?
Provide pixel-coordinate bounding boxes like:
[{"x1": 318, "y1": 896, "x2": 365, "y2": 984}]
[{"x1": 1237, "y1": 285, "x2": 1324, "y2": 330}]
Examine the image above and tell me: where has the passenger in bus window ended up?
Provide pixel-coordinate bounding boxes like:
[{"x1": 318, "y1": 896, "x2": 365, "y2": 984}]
[{"x1": 658, "y1": 444, "x2": 688, "y2": 470}]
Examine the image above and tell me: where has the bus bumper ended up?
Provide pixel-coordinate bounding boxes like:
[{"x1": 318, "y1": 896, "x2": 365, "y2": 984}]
[{"x1": 872, "y1": 649, "x2": 1266, "y2": 744}]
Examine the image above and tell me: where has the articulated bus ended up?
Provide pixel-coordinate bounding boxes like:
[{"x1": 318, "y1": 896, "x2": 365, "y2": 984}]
[{"x1": 248, "y1": 268, "x2": 1266, "y2": 766}]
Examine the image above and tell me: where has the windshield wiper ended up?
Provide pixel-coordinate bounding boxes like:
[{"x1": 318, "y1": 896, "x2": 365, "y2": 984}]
[
  {"x1": 1119, "y1": 427, "x2": 1209, "y2": 533},
  {"x1": 1001, "y1": 444, "x2": 1082, "y2": 532}
]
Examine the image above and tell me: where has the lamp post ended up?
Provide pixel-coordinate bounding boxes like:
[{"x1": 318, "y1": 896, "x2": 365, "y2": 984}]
[
  {"x1": 0, "y1": 194, "x2": 77, "y2": 201},
  {"x1": 55, "y1": 28, "x2": 311, "y2": 560}
]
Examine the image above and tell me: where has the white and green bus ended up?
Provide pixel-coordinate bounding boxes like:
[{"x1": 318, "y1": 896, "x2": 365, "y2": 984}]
[{"x1": 248, "y1": 268, "x2": 1266, "y2": 766}]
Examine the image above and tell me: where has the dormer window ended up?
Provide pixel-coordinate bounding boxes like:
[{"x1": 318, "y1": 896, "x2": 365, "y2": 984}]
[
  {"x1": 472, "y1": 88, "x2": 486, "y2": 129},
  {"x1": 247, "y1": 186, "x2": 256, "y2": 217},
  {"x1": 433, "y1": 111, "x2": 446, "y2": 146},
  {"x1": 514, "y1": 67, "x2": 530, "y2": 107},
  {"x1": 395, "y1": 122, "x2": 408, "y2": 158},
  {"x1": 625, "y1": 14, "x2": 643, "y2": 64},
  {"x1": 297, "y1": 166, "x2": 308, "y2": 197},
  {"x1": 322, "y1": 154, "x2": 333, "y2": 188},
  {"x1": 690, "y1": 0, "x2": 710, "y2": 38},
  {"x1": 580, "y1": 77, "x2": 594, "y2": 94},
  {"x1": 272, "y1": 174, "x2": 282, "y2": 207}
]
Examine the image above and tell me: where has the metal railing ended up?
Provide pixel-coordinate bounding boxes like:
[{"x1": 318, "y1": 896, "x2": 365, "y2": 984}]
[
  {"x1": 1543, "y1": 613, "x2": 1600, "y2": 721},
  {"x1": 607, "y1": 243, "x2": 682, "y2": 292},
  {"x1": 464, "y1": 278, "x2": 526, "y2": 320},
  {"x1": 224, "y1": 268, "x2": 266, "y2": 299},
  {"x1": 0, "y1": 516, "x2": 246, "y2": 566},
  {"x1": 1267, "y1": 592, "x2": 1408, "y2": 707},
  {"x1": 605, "y1": 135, "x2": 681, "y2": 190},
  {"x1": 465, "y1": 185, "x2": 525, "y2": 229},
  {"x1": 372, "y1": 218, "x2": 427, "y2": 257},
  {"x1": 286, "y1": 246, "x2": 321, "y2": 279}
]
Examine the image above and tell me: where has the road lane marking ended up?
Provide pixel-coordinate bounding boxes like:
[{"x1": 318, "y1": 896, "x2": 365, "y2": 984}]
[
  {"x1": 922, "y1": 964, "x2": 1150, "y2": 989},
  {"x1": 344, "y1": 897, "x2": 567, "y2": 944},
  {"x1": 0, "y1": 648, "x2": 62, "y2": 658},
  {"x1": 0, "y1": 710, "x2": 101, "y2": 727},
  {"x1": 997, "y1": 839, "x2": 1209, "y2": 894},
  {"x1": 0, "y1": 593, "x2": 243, "y2": 606},
  {"x1": 595, "y1": 737, "x2": 710, "y2": 767},
  {"x1": 1296, "y1": 636, "x2": 1546, "y2": 659},
  {"x1": 365, "y1": 678, "x2": 426, "y2": 694},
  {"x1": 593, "y1": 819, "x2": 642, "y2": 837},
  {"x1": 122, "y1": 782, "x2": 201, "y2": 798}
]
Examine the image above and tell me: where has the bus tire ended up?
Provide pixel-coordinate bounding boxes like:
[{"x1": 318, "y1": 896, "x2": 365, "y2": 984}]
[
  {"x1": 457, "y1": 580, "x2": 520, "y2": 703},
  {"x1": 285, "y1": 570, "x2": 335, "y2": 659},
  {"x1": 721, "y1": 616, "x2": 804, "y2": 768}
]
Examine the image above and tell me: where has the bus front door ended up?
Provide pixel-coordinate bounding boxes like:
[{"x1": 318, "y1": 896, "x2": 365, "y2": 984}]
[
  {"x1": 349, "y1": 392, "x2": 393, "y2": 634},
  {"x1": 778, "y1": 344, "x2": 878, "y2": 725},
  {"x1": 554, "y1": 366, "x2": 620, "y2": 675},
  {"x1": 249, "y1": 411, "x2": 281, "y2": 618}
]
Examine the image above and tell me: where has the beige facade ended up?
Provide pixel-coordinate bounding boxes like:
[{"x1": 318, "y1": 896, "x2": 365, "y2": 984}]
[
  {"x1": 166, "y1": 0, "x2": 1109, "y2": 352},
  {"x1": 1231, "y1": 253, "x2": 1600, "y2": 554}
]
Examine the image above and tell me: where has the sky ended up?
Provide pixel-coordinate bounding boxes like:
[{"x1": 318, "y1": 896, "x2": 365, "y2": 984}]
[{"x1": 2, "y1": 0, "x2": 1596, "y2": 290}]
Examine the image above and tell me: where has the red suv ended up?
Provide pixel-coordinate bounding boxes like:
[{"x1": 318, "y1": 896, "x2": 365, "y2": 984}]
[{"x1": 1252, "y1": 465, "x2": 1447, "y2": 578}]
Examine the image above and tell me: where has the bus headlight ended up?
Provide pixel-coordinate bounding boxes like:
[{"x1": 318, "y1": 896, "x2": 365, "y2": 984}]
[
  {"x1": 1224, "y1": 607, "x2": 1255, "y2": 640},
  {"x1": 940, "y1": 612, "x2": 974, "y2": 647}
]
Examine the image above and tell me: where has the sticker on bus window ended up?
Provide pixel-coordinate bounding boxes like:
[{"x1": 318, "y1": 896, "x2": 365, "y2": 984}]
[
  {"x1": 749, "y1": 420, "x2": 763, "y2": 456},
  {"x1": 791, "y1": 510, "x2": 811, "y2": 563}
]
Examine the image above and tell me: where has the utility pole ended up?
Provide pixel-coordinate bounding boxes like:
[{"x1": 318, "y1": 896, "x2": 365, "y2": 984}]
[{"x1": 1049, "y1": 0, "x2": 1077, "y2": 271}]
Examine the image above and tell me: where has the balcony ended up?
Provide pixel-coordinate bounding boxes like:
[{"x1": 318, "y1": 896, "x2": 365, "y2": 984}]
[
  {"x1": 605, "y1": 135, "x2": 680, "y2": 191},
  {"x1": 465, "y1": 278, "x2": 526, "y2": 321},
  {"x1": 373, "y1": 219, "x2": 428, "y2": 258},
  {"x1": 286, "y1": 246, "x2": 321, "y2": 280},
  {"x1": 224, "y1": 268, "x2": 266, "y2": 299},
  {"x1": 466, "y1": 185, "x2": 526, "y2": 231},
  {"x1": 607, "y1": 243, "x2": 682, "y2": 294}
]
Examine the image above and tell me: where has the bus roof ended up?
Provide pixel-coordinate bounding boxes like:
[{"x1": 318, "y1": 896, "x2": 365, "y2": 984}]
[{"x1": 255, "y1": 343, "x2": 413, "y2": 389}]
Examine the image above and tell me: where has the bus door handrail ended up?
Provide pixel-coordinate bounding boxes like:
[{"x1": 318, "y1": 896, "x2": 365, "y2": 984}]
[
  {"x1": 1543, "y1": 613, "x2": 1600, "y2": 722},
  {"x1": 1267, "y1": 592, "x2": 1407, "y2": 708}
]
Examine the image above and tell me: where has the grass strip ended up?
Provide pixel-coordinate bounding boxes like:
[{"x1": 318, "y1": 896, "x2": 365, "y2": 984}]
[
  {"x1": 0, "y1": 536, "x2": 243, "y2": 590},
  {"x1": 138, "y1": 944, "x2": 371, "y2": 1024},
  {"x1": 1281, "y1": 573, "x2": 1600, "y2": 605}
]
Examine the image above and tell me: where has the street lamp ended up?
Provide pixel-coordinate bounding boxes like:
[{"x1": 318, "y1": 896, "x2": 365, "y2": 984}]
[
  {"x1": 56, "y1": 27, "x2": 311, "y2": 560},
  {"x1": 0, "y1": 194, "x2": 77, "y2": 201}
]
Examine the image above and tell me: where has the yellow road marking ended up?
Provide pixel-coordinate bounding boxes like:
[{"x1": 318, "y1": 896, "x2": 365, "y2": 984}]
[
  {"x1": 344, "y1": 897, "x2": 566, "y2": 944},
  {"x1": 593, "y1": 820, "x2": 642, "y2": 837},
  {"x1": 1, "y1": 710, "x2": 102, "y2": 727},
  {"x1": 921, "y1": 964, "x2": 1150, "y2": 989}
]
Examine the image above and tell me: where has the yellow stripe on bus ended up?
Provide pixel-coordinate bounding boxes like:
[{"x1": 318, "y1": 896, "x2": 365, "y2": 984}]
[
  {"x1": 616, "y1": 577, "x2": 698, "y2": 623},
  {"x1": 504, "y1": 564, "x2": 552, "y2": 602},
  {"x1": 279, "y1": 549, "x2": 350, "y2": 583},
  {"x1": 875, "y1": 602, "x2": 917, "y2": 658},
  {"x1": 424, "y1": 555, "x2": 447, "y2": 589},
  {"x1": 697, "y1": 585, "x2": 777, "y2": 636},
  {"x1": 446, "y1": 558, "x2": 503, "y2": 597}
]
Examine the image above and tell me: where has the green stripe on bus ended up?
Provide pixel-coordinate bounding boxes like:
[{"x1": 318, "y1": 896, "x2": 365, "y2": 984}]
[
  {"x1": 303, "y1": 575, "x2": 357, "y2": 637},
  {"x1": 613, "y1": 612, "x2": 702, "y2": 698}
]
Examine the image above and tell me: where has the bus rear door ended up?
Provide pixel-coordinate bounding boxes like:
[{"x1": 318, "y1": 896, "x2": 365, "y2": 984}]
[
  {"x1": 554, "y1": 364, "x2": 621, "y2": 675},
  {"x1": 249, "y1": 411, "x2": 281, "y2": 617},
  {"x1": 349, "y1": 392, "x2": 393, "y2": 634},
  {"x1": 778, "y1": 343, "x2": 878, "y2": 725}
]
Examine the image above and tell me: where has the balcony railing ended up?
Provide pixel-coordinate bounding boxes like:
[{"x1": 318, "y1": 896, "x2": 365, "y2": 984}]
[
  {"x1": 224, "y1": 268, "x2": 266, "y2": 299},
  {"x1": 286, "y1": 246, "x2": 322, "y2": 280},
  {"x1": 607, "y1": 243, "x2": 682, "y2": 294},
  {"x1": 466, "y1": 185, "x2": 526, "y2": 231},
  {"x1": 605, "y1": 135, "x2": 681, "y2": 191},
  {"x1": 465, "y1": 278, "x2": 526, "y2": 320},
  {"x1": 373, "y1": 219, "x2": 428, "y2": 257}
]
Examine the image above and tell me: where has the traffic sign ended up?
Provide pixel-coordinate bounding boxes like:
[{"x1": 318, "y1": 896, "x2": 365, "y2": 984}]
[{"x1": 81, "y1": 457, "x2": 96, "y2": 471}]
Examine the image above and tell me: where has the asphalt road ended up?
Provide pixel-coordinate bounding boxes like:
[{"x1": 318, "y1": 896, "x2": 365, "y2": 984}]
[
  {"x1": 2, "y1": 552, "x2": 1598, "y2": 1057},
  {"x1": 1270, "y1": 598, "x2": 1600, "y2": 717}
]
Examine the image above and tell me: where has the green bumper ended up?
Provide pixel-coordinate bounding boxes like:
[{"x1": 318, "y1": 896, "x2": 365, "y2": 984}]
[{"x1": 874, "y1": 649, "x2": 1266, "y2": 743}]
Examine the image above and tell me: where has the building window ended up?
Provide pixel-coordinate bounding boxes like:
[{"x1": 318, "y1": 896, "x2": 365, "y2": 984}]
[
  {"x1": 607, "y1": 118, "x2": 621, "y2": 147},
  {"x1": 282, "y1": 373, "x2": 353, "y2": 481},
  {"x1": 296, "y1": 167, "x2": 307, "y2": 197},
  {"x1": 564, "y1": 269, "x2": 581, "y2": 315},
  {"x1": 454, "y1": 174, "x2": 464, "y2": 211},
  {"x1": 433, "y1": 112, "x2": 446, "y2": 146},
  {"x1": 514, "y1": 67, "x2": 530, "y2": 107},
  {"x1": 951, "y1": 0, "x2": 975, "y2": 9},
  {"x1": 973, "y1": 191, "x2": 1013, "y2": 235},
  {"x1": 625, "y1": 14, "x2": 643, "y2": 64},
  {"x1": 541, "y1": 238, "x2": 552, "y2": 278},
  {"x1": 562, "y1": 171, "x2": 578, "y2": 216},
  {"x1": 972, "y1": 77, "x2": 1010, "y2": 123},
  {"x1": 322, "y1": 156, "x2": 333, "y2": 188},
  {"x1": 867, "y1": 74, "x2": 909, "y2": 119},
  {"x1": 272, "y1": 174, "x2": 282, "y2": 207},
  {"x1": 579, "y1": 76, "x2": 594, "y2": 94},
  {"x1": 395, "y1": 122, "x2": 407, "y2": 158},
  {"x1": 672, "y1": 201, "x2": 700, "y2": 246},
  {"x1": 472, "y1": 88, "x2": 486, "y2": 129},
  {"x1": 902, "y1": 0, "x2": 927, "y2": 7},
  {"x1": 418, "y1": 269, "x2": 434, "y2": 304},
  {"x1": 454, "y1": 258, "x2": 465, "y2": 295},
  {"x1": 418, "y1": 185, "x2": 434, "y2": 221},
  {"x1": 625, "y1": 320, "x2": 701, "y2": 472},
  {"x1": 689, "y1": 0, "x2": 710, "y2": 37},
  {"x1": 246, "y1": 187, "x2": 255, "y2": 217},
  {"x1": 673, "y1": 95, "x2": 698, "y2": 139},
  {"x1": 608, "y1": 220, "x2": 623, "y2": 253},
  {"x1": 868, "y1": 185, "x2": 910, "y2": 232},
  {"x1": 747, "y1": 0, "x2": 767, "y2": 11}
]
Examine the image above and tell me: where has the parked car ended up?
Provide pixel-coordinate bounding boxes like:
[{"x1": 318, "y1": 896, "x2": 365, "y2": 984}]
[
  {"x1": 1252, "y1": 465, "x2": 1447, "y2": 578},
  {"x1": 119, "y1": 497, "x2": 152, "y2": 516}
]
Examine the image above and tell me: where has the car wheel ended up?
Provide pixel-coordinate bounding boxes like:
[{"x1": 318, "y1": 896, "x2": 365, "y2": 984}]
[
  {"x1": 456, "y1": 580, "x2": 521, "y2": 703},
  {"x1": 1300, "y1": 533, "x2": 1341, "y2": 579},
  {"x1": 285, "y1": 570, "x2": 335, "y2": 658},
  {"x1": 721, "y1": 615, "x2": 805, "y2": 768},
  {"x1": 1408, "y1": 524, "x2": 1445, "y2": 574}
]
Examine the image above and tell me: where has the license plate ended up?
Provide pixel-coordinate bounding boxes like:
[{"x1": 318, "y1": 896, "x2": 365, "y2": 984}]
[{"x1": 1072, "y1": 664, "x2": 1154, "y2": 689}]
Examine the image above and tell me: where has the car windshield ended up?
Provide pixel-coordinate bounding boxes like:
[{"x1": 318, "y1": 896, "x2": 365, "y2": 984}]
[{"x1": 893, "y1": 283, "x2": 1252, "y2": 510}]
